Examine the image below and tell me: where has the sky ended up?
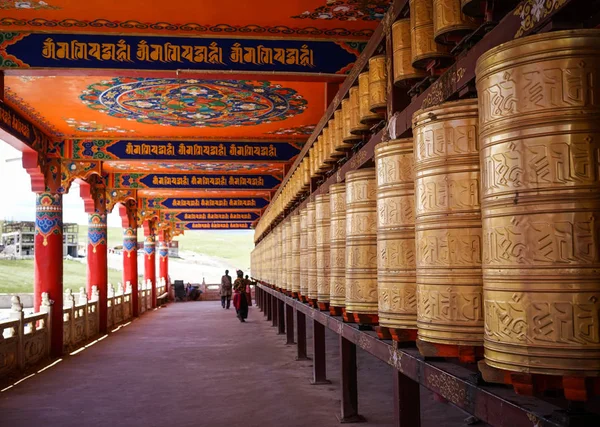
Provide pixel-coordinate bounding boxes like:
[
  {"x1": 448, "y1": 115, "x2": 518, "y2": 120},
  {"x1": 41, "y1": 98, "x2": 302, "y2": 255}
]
[{"x1": 0, "y1": 140, "x2": 123, "y2": 227}]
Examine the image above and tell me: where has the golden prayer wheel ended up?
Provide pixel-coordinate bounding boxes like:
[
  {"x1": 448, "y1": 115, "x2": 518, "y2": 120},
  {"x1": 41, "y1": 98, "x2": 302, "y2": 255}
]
[
  {"x1": 316, "y1": 136, "x2": 327, "y2": 172},
  {"x1": 461, "y1": 0, "x2": 484, "y2": 17},
  {"x1": 302, "y1": 158, "x2": 311, "y2": 189},
  {"x1": 433, "y1": 0, "x2": 479, "y2": 45},
  {"x1": 334, "y1": 110, "x2": 351, "y2": 152},
  {"x1": 349, "y1": 86, "x2": 369, "y2": 135},
  {"x1": 410, "y1": 0, "x2": 452, "y2": 69},
  {"x1": 306, "y1": 201, "x2": 318, "y2": 301},
  {"x1": 476, "y1": 30, "x2": 600, "y2": 376},
  {"x1": 299, "y1": 208, "x2": 309, "y2": 297},
  {"x1": 280, "y1": 223, "x2": 287, "y2": 290},
  {"x1": 327, "y1": 118, "x2": 343, "y2": 159},
  {"x1": 275, "y1": 226, "x2": 282, "y2": 287},
  {"x1": 413, "y1": 99, "x2": 483, "y2": 347},
  {"x1": 285, "y1": 220, "x2": 293, "y2": 292},
  {"x1": 342, "y1": 98, "x2": 362, "y2": 142},
  {"x1": 308, "y1": 147, "x2": 317, "y2": 178},
  {"x1": 291, "y1": 215, "x2": 301, "y2": 295},
  {"x1": 359, "y1": 72, "x2": 383, "y2": 124},
  {"x1": 375, "y1": 138, "x2": 417, "y2": 330},
  {"x1": 392, "y1": 19, "x2": 426, "y2": 86},
  {"x1": 368, "y1": 55, "x2": 388, "y2": 115},
  {"x1": 316, "y1": 194, "x2": 331, "y2": 304},
  {"x1": 329, "y1": 183, "x2": 347, "y2": 309},
  {"x1": 345, "y1": 168, "x2": 378, "y2": 315}
]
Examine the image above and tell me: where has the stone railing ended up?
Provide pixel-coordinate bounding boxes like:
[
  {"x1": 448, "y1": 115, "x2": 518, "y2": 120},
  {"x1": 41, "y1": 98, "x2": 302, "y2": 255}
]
[
  {"x1": 1, "y1": 280, "x2": 168, "y2": 382},
  {"x1": 0, "y1": 294, "x2": 51, "y2": 378}
]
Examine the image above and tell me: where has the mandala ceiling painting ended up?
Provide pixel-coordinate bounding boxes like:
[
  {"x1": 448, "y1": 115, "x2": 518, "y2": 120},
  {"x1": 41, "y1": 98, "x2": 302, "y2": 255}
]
[{"x1": 81, "y1": 78, "x2": 308, "y2": 128}]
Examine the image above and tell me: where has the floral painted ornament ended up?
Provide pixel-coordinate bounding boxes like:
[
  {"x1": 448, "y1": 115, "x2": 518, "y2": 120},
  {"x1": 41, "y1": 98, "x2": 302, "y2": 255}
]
[{"x1": 35, "y1": 193, "x2": 62, "y2": 246}]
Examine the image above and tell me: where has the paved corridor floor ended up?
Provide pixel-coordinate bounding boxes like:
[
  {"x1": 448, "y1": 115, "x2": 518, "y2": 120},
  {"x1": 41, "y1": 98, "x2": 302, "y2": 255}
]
[{"x1": 0, "y1": 301, "x2": 478, "y2": 427}]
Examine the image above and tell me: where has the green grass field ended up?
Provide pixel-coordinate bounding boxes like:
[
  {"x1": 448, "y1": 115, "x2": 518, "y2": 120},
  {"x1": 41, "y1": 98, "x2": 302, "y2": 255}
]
[
  {"x1": 0, "y1": 259, "x2": 126, "y2": 294},
  {"x1": 79, "y1": 226, "x2": 254, "y2": 269}
]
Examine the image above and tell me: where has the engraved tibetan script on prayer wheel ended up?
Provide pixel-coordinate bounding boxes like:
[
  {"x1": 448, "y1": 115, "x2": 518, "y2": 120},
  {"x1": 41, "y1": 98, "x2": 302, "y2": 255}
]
[
  {"x1": 334, "y1": 109, "x2": 350, "y2": 152},
  {"x1": 433, "y1": 0, "x2": 479, "y2": 45},
  {"x1": 275, "y1": 225, "x2": 283, "y2": 288},
  {"x1": 316, "y1": 194, "x2": 331, "y2": 303},
  {"x1": 285, "y1": 219, "x2": 293, "y2": 292},
  {"x1": 281, "y1": 222, "x2": 288, "y2": 290},
  {"x1": 392, "y1": 19, "x2": 426, "y2": 86},
  {"x1": 307, "y1": 201, "x2": 318, "y2": 301},
  {"x1": 330, "y1": 183, "x2": 347, "y2": 309},
  {"x1": 342, "y1": 98, "x2": 361, "y2": 143},
  {"x1": 359, "y1": 72, "x2": 383, "y2": 124},
  {"x1": 375, "y1": 138, "x2": 417, "y2": 330},
  {"x1": 349, "y1": 86, "x2": 369, "y2": 135},
  {"x1": 476, "y1": 30, "x2": 600, "y2": 376},
  {"x1": 299, "y1": 208, "x2": 309, "y2": 297},
  {"x1": 345, "y1": 168, "x2": 378, "y2": 315},
  {"x1": 291, "y1": 215, "x2": 301, "y2": 295},
  {"x1": 413, "y1": 99, "x2": 484, "y2": 347},
  {"x1": 410, "y1": 0, "x2": 452, "y2": 69},
  {"x1": 369, "y1": 55, "x2": 388, "y2": 114}
]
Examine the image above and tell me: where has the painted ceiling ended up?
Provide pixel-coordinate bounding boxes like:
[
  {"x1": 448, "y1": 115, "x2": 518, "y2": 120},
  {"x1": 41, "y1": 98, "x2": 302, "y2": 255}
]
[
  {"x1": 102, "y1": 161, "x2": 285, "y2": 174},
  {"x1": 0, "y1": 1, "x2": 391, "y2": 39},
  {"x1": 4, "y1": 75, "x2": 324, "y2": 140}
]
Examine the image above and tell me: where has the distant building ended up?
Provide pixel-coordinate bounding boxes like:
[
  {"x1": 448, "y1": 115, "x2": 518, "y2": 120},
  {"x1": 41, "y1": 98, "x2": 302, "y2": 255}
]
[{"x1": 0, "y1": 221, "x2": 79, "y2": 258}]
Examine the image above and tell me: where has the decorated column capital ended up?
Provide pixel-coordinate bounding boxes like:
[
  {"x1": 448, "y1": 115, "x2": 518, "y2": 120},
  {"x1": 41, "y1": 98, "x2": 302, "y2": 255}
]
[
  {"x1": 88, "y1": 212, "x2": 107, "y2": 254},
  {"x1": 35, "y1": 192, "x2": 62, "y2": 246},
  {"x1": 144, "y1": 234, "x2": 156, "y2": 260},
  {"x1": 123, "y1": 227, "x2": 137, "y2": 259}
]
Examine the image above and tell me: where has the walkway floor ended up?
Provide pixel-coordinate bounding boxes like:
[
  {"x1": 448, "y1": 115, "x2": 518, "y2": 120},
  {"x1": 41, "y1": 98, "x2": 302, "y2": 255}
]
[{"x1": 0, "y1": 301, "x2": 479, "y2": 427}]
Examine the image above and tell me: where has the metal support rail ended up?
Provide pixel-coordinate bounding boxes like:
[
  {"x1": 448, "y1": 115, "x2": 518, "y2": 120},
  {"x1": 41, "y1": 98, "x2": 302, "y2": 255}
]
[{"x1": 256, "y1": 284, "x2": 586, "y2": 427}]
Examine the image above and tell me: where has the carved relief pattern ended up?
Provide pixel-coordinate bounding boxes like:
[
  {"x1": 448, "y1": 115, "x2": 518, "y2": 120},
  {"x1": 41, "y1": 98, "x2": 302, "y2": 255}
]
[
  {"x1": 316, "y1": 197, "x2": 331, "y2": 301},
  {"x1": 413, "y1": 100, "x2": 484, "y2": 345},
  {"x1": 299, "y1": 210, "x2": 309, "y2": 295},
  {"x1": 330, "y1": 184, "x2": 347, "y2": 307},
  {"x1": 476, "y1": 31, "x2": 600, "y2": 374},
  {"x1": 345, "y1": 169, "x2": 378, "y2": 313},
  {"x1": 291, "y1": 216, "x2": 301, "y2": 293},
  {"x1": 409, "y1": 0, "x2": 450, "y2": 66},
  {"x1": 306, "y1": 203, "x2": 318, "y2": 299},
  {"x1": 369, "y1": 55, "x2": 388, "y2": 110}
]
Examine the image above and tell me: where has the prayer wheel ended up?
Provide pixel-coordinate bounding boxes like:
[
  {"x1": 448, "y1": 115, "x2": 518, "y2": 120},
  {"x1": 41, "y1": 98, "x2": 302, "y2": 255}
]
[
  {"x1": 334, "y1": 110, "x2": 351, "y2": 152},
  {"x1": 413, "y1": 99, "x2": 483, "y2": 347},
  {"x1": 302, "y1": 158, "x2": 311, "y2": 189},
  {"x1": 392, "y1": 19, "x2": 426, "y2": 86},
  {"x1": 309, "y1": 147, "x2": 317, "y2": 178},
  {"x1": 410, "y1": 0, "x2": 452, "y2": 69},
  {"x1": 460, "y1": 0, "x2": 484, "y2": 17},
  {"x1": 281, "y1": 223, "x2": 288, "y2": 290},
  {"x1": 343, "y1": 97, "x2": 362, "y2": 142},
  {"x1": 291, "y1": 215, "x2": 301, "y2": 296},
  {"x1": 476, "y1": 30, "x2": 600, "y2": 376},
  {"x1": 306, "y1": 201, "x2": 318, "y2": 302},
  {"x1": 359, "y1": 72, "x2": 382, "y2": 124},
  {"x1": 433, "y1": 0, "x2": 479, "y2": 45},
  {"x1": 375, "y1": 138, "x2": 417, "y2": 331},
  {"x1": 285, "y1": 219, "x2": 293, "y2": 293},
  {"x1": 345, "y1": 168, "x2": 378, "y2": 317},
  {"x1": 299, "y1": 208, "x2": 309, "y2": 298},
  {"x1": 349, "y1": 86, "x2": 369, "y2": 135},
  {"x1": 368, "y1": 55, "x2": 388, "y2": 114},
  {"x1": 329, "y1": 183, "x2": 347, "y2": 310},
  {"x1": 316, "y1": 193, "x2": 331, "y2": 307},
  {"x1": 275, "y1": 226, "x2": 283, "y2": 288}
]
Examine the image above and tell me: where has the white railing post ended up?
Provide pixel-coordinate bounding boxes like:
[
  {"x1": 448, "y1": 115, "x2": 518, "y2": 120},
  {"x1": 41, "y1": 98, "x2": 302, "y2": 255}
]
[
  {"x1": 63, "y1": 289, "x2": 75, "y2": 351},
  {"x1": 9, "y1": 296, "x2": 24, "y2": 370},
  {"x1": 79, "y1": 287, "x2": 90, "y2": 340},
  {"x1": 40, "y1": 293, "x2": 52, "y2": 360}
]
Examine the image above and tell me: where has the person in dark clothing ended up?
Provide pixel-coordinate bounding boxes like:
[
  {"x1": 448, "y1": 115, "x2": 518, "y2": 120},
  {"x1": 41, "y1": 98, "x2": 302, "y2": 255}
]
[
  {"x1": 233, "y1": 270, "x2": 249, "y2": 322},
  {"x1": 220, "y1": 270, "x2": 232, "y2": 309}
]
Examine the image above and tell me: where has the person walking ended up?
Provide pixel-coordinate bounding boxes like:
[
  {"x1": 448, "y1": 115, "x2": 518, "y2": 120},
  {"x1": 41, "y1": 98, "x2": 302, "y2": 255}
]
[
  {"x1": 220, "y1": 270, "x2": 232, "y2": 309},
  {"x1": 233, "y1": 270, "x2": 249, "y2": 322},
  {"x1": 244, "y1": 275, "x2": 253, "y2": 307}
]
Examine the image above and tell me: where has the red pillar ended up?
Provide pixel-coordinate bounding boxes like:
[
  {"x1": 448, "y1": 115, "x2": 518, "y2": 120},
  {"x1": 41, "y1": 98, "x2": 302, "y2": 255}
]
[
  {"x1": 87, "y1": 212, "x2": 108, "y2": 334},
  {"x1": 34, "y1": 192, "x2": 63, "y2": 358},
  {"x1": 158, "y1": 238, "x2": 169, "y2": 296},
  {"x1": 144, "y1": 226, "x2": 156, "y2": 308},
  {"x1": 123, "y1": 226, "x2": 138, "y2": 317}
]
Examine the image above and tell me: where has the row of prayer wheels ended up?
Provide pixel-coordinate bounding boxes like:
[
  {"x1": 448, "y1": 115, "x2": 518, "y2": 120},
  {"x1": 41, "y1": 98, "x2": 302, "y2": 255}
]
[
  {"x1": 252, "y1": 30, "x2": 600, "y2": 380},
  {"x1": 255, "y1": 0, "x2": 488, "y2": 240}
]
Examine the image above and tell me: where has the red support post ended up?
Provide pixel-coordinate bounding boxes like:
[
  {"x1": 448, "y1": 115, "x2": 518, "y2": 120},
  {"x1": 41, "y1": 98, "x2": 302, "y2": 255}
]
[
  {"x1": 122, "y1": 226, "x2": 138, "y2": 316},
  {"x1": 158, "y1": 235, "x2": 169, "y2": 296},
  {"x1": 34, "y1": 192, "x2": 63, "y2": 358},
  {"x1": 143, "y1": 222, "x2": 156, "y2": 308},
  {"x1": 87, "y1": 212, "x2": 108, "y2": 334}
]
